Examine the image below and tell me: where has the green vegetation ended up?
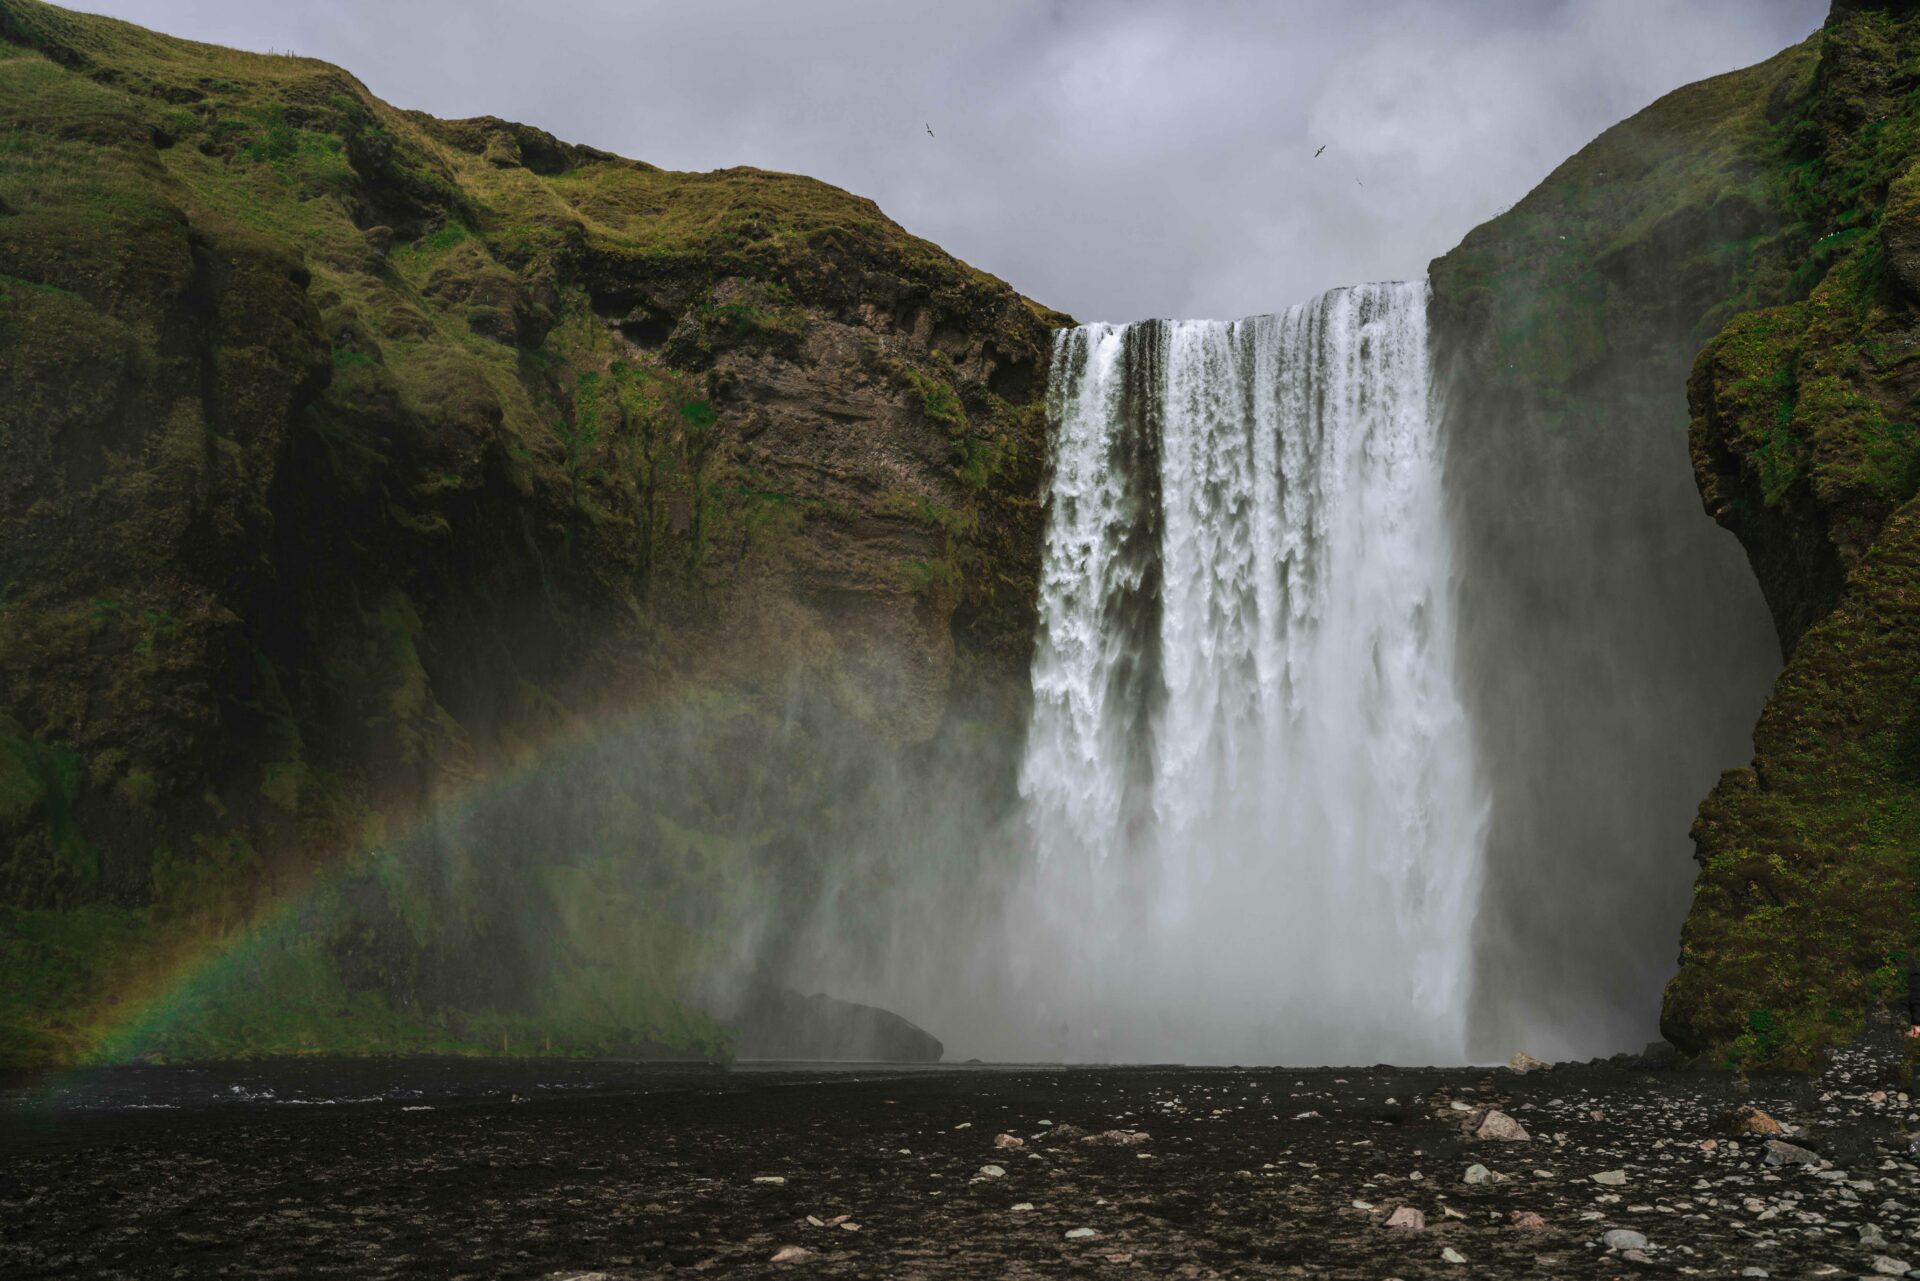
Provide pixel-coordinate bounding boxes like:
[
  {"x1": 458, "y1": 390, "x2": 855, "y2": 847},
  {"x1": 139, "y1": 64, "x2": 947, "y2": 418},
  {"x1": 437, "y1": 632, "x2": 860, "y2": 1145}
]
[
  {"x1": 0, "y1": 0, "x2": 1063, "y2": 1067},
  {"x1": 1660, "y1": 4, "x2": 1920, "y2": 1067}
]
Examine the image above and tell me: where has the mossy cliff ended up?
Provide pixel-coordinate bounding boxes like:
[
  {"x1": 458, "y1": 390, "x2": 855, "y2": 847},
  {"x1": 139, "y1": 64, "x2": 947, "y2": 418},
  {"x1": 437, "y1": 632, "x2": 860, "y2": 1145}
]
[
  {"x1": 1428, "y1": 31, "x2": 1811, "y2": 1056},
  {"x1": 0, "y1": 0, "x2": 1066, "y2": 1066},
  {"x1": 1436, "y1": 0, "x2": 1920, "y2": 1068},
  {"x1": 1664, "y1": 0, "x2": 1920, "y2": 1067}
]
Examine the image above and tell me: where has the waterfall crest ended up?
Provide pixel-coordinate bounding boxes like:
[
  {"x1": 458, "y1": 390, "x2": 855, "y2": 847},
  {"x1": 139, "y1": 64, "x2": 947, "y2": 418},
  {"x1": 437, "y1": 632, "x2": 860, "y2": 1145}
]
[{"x1": 1016, "y1": 280, "x2": 1486, "y2": 1065}]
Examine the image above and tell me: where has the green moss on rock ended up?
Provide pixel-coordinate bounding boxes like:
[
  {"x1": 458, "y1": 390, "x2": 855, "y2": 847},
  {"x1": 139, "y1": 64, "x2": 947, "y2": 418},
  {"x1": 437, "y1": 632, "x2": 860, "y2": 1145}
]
[{"x1": 0, "y1": 0, "x2": 1068, "y2": 1067}]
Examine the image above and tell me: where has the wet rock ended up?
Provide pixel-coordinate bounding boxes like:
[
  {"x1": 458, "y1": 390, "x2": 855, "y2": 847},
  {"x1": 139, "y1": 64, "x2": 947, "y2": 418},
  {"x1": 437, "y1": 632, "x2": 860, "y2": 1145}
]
[
  {"x1": 726, "y1": 985, "x2": 943, "y2": 1062},
  {"x1": 1620, "y1": 1248, "x2": 1652, "y2": 1265},
  {"x1": 1725, "y1": 1105, "x2": 1784, "y2": 1136},
  {"x1": 1602, "y1": 1228, "x2": 1648, "y2": 1251},
  {"x1": 1475, "y1": 1110, "x2": 1530, "y2": 1141},
  {"x1": 1761, "y1": 1139, "x2": 1819, "y2": 1167},
  {"x1": 1082, "y1": 1129, "x2": 1150, "y2": 1146},
  {"x1": 1873, "y1": 1258, "x2": 1912, "y2": 1277},
  {"x1": 1384, "y1": 1206, "x2": 1425, "y2": 1230},
  {"x1": 770, "y1": 1245, "x2": 813, "y2": 1263}
]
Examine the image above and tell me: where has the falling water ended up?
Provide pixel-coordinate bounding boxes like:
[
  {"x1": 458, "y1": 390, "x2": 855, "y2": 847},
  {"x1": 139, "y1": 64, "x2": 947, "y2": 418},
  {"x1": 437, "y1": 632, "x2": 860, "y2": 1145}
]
[{"x1": 1014, "y1": 280, "x2": 1486, "y2": 1065}]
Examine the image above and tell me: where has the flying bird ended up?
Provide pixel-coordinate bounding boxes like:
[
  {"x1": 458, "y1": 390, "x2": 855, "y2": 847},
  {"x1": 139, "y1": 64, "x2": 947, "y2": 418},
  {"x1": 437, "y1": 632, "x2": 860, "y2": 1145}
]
[
  {"x1": 926, "y1": 123, "x2": 934, "y2": 138},
  {"x1": 1314, "y1": 144, "x2": 1326, "y2": 158}
]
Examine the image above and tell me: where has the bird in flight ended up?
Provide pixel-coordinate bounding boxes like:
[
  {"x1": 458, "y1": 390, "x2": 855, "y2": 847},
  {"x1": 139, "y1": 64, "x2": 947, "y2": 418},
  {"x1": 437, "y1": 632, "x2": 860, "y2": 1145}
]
[
  {"x1": 1314, "y1": 144, "x2": 1326, "y2": 158},
  {"x1": 926, "y1": 123, "x2": 935, "y2": 138}
]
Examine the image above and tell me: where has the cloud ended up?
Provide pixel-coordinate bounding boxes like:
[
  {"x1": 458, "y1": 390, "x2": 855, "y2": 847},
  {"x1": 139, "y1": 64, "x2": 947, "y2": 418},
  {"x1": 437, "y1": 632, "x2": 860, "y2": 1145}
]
[{"x1": 83, "y1": 0, "x2": 1826, "y2": 319}]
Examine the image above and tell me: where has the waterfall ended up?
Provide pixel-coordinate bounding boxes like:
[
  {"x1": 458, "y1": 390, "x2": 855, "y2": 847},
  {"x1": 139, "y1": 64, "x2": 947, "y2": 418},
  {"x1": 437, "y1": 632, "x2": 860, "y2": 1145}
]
[{"x1": 1016, "y1": 280, "x2": 1486, "y2": 1065}]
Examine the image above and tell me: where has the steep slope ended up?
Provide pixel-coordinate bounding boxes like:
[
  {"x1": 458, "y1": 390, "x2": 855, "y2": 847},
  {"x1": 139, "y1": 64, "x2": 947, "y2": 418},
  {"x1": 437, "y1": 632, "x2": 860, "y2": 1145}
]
[
  {"x1": 0, "y1": 0, "x2": 1065, "y2": 1065},
  {"x1": 1429, "y1": 36, "x2": 1811, "y2": 1058},
  {"x1": 1436, "y1": 0, "x2": 1920, "y2": 1068},
  {"x1": 1664, "y1": 0, "x2": 1920, "y2": 1066}
]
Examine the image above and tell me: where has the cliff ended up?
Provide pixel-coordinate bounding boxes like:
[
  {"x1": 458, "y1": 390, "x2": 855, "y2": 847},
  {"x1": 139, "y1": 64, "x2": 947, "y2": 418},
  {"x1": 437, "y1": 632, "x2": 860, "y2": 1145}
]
[
  {"x1": 1435, "y1": 0, "x2": 1920, "y2": 1068},
  {"x1": 1664, "y1": 0, "x2": 1920, "y2": 1066},
  {"x1": 0, "y1": 0, "x2": 1066, "y2": 1066},
  {"x1": 1429, "y1": 34, "x2": 1807, "y2": 1057}
]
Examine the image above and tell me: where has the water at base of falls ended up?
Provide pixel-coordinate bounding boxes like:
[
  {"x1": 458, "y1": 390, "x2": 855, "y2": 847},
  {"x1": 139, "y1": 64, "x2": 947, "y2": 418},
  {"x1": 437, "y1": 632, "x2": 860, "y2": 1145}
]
[{"x1": 1011, "y1": 280, "x2": 1486, "y2": 1066}]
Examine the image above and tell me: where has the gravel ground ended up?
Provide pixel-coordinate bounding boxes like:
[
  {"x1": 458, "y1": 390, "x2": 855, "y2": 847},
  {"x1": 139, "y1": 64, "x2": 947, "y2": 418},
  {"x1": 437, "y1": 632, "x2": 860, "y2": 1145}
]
[{"x1": 3, "y1": 1036, "x2": 1918, "y2": 1279}]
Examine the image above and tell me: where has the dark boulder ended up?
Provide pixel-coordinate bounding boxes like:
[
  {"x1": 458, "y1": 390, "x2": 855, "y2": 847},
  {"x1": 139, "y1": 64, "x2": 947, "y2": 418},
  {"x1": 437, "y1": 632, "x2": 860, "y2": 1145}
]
[{"x1": 726, "y1": 985, "x2": 943, "y2": 1062}]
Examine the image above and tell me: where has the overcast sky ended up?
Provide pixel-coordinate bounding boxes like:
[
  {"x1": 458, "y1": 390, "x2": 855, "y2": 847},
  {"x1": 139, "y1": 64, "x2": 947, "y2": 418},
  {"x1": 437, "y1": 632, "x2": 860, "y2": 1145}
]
[{"x1": 83, "y1": 0, "x2": 1826, "y2": 322}]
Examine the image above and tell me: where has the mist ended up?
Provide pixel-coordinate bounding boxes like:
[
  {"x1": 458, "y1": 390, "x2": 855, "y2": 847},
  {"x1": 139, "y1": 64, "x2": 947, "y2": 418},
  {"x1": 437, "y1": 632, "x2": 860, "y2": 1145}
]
[{"x1": 36, "y1": 1, "x2": 1815, "y2": 1068}]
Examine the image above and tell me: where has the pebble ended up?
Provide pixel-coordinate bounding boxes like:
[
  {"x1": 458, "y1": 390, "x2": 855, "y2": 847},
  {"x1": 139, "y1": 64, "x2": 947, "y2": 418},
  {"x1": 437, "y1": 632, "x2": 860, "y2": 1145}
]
[
  {"x1": 1510, "y1": 1211, "x2": 1547, "y2": 1229},
  {"x1": 1602, "y1": 1228, "x2": 1649, "y2": 1251},
  {"x1": 1761, "y1": 1140, "x2": 1819, "y2": 1168},
  {"x1": 1476, "y1": 1110, "x2": 1530, "y2": 1141},
  {"x1": 1873, "y1": 1258, "x2": 1912, "y2": 1277},
  {"x1": 1440, "y1": 1247, "x2": 1467, "y2": 1264},
  {"x1": 1464, "y1": 1164, "x2": 1491, "y2": 1185},
  {"x1": 1731, "y1": 1106, "x2": 1784, "y2": 1136},
  {"x1": 978, "y1": 1165, "x2": 1006, "y2": 1179},
  {"x1": 1592, "y1": 1170, "x2": 1627, "y2": 1186},
  {"x1": 753, "y1": 1176, "x2": 788, "y2": 1185},
  {"x1": 994, "y1": 1133, "x2": 1025, "y2": 1149},
  {"x1": 1010, "y1": 1203, "x2": 1034, "y2": 1212},
  {"x1": 1064, "y1": 1228, "x2": 1099, "y2": 1241},
  {"x1": 1385, "y1": 1206, "x2": 1425, "y2": 1231},
  {"x1": 770, "y1": 1245, "x2": 812, "y2": 1263},
  {"x1": 1082, "y1": 1129, "x2": 1151, "y2": 1146}
]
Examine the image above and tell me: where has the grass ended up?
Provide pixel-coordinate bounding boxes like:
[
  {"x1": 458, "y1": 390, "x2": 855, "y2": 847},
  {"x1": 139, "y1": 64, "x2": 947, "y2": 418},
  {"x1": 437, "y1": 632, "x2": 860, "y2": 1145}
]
[{"x1": 0, "y1": 0, "x2": 1062, "y2": 1068}]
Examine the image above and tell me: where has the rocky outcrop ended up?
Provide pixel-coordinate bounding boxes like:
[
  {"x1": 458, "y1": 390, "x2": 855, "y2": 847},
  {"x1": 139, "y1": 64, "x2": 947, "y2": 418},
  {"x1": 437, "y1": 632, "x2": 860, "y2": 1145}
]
[
  {"x1": 1432, "y1": 0, "x2": 1920, "y2": 1069},
  {"x1": 1428, "y1": 36, "x2": 1811, "y2": 1057},
  {"x1": 1661, "y1": 0, "x2": 1920, "y2": 1066},
  {"x1": 725, "y1": 984, "x2": 943, "y2": 1062},
  {"x1": 0, "y1": 0, "x2": 1064, "y2": 1065}
]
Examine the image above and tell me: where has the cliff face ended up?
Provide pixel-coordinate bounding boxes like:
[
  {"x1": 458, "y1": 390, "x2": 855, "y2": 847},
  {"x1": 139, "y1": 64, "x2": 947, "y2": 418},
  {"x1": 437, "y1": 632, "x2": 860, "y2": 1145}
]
[
  {"x1": 1429, "y1": 40, "x2": 1809, "y2": 1058},
  {"x1": 1663, "y1": 1, "x2": 1920, "y2": 1066},
  {"x1": 1434, "y1": 0, "x2": 1920, "y2": 1068},
  {"x1": 0, "y1": 0, "x2": 1065, "y2": 1065}
]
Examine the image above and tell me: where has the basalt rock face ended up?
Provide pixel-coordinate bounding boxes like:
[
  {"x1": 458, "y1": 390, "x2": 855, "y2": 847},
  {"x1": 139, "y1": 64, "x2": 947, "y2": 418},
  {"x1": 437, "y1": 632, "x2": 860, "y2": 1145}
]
[
  {"x1": 0, "y1": 0, "x2": 1066, "y2": 1066},
  {"x1": 1662, "y1": 1, "x2": 1920, "y2": 1067}
]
